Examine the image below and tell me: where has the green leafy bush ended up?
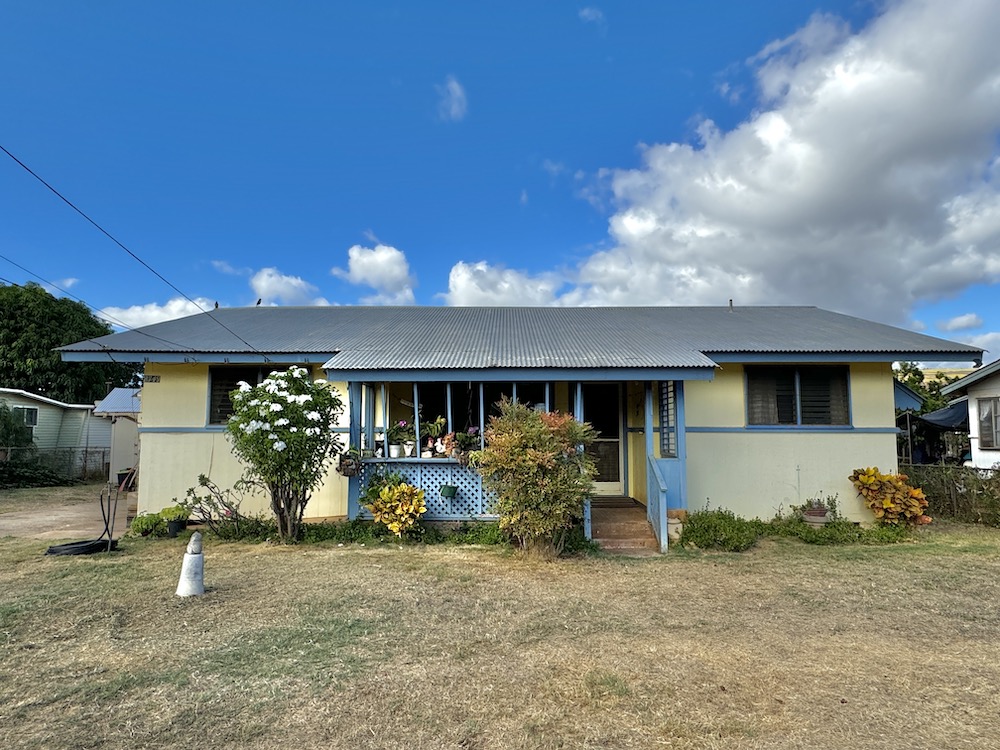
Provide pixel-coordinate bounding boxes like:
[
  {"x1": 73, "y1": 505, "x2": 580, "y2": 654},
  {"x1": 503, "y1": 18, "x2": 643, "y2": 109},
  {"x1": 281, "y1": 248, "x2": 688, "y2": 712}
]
[
  {"x1": 679, "y1": 509, "x2": 761, "y2": 552},
  {"x1": 472, "y1": 398, "x2": 596, "y2": 558},
  {"x1": 130, "y1": 513, "x2": 166, "y2": 537},
  {"x1": 300, "y1": 519, "x2": 392, "y2": 544}
]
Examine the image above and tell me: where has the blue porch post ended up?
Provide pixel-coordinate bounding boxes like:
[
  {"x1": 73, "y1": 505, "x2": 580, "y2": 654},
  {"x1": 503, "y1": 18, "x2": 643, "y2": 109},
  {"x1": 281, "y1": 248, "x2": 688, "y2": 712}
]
[
  {"x1": 675, "y1": 381, "x2": 688, "y2": 511},
  {"x1": 346, "y1": 381, "x2": 362, "y2": 519},
  {"x1": 574, "y1": 382, "x2": 592, "y2": 539}
]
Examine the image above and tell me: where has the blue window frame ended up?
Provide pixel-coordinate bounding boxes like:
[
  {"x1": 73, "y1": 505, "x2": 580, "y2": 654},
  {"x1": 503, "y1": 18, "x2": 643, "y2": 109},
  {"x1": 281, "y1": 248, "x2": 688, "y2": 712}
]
[{"x1": 746, "y1": 366, "x2": 850, "y2": 426}]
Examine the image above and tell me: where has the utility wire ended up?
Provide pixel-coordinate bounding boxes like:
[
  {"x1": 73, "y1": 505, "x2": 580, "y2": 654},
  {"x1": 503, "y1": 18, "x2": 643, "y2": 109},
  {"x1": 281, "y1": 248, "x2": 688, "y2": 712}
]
[
  {"x1": 0, "y1": 143, "x2": 267, "y2": 357},
  {"x1": 0, "y1": 253, "x2": 197, "y2": 352}
]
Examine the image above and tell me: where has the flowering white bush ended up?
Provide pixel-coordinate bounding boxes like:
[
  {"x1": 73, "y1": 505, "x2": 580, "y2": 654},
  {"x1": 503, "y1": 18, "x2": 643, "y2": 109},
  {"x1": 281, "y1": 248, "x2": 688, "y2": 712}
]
[{"x1": 227, "y1": 366, "x2": 344, "y2": 542}]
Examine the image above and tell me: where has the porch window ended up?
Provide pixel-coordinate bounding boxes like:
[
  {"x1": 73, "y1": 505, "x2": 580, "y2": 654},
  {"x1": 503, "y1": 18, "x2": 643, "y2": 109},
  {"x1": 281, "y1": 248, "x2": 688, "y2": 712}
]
[
  {"x1": 208, "y1": 365, "x2": 288, "y2": 424},
  {"x1": 659, "y1": 381, "x2": 677, "y2": 457},
  {"x1": 746, "y1": 366, "x2": 849, "y2": 426},
  {"x1": 12, "y1": 407, "x2": 38, "y2": 439},
  {"x1": 979, "y1": 398, "x2": 1000, "y2": 449}
]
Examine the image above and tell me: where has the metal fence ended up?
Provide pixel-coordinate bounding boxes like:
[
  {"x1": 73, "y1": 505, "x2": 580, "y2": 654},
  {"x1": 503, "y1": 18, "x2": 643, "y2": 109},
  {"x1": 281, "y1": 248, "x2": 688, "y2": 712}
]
[
  {"x1": 901, "y1": 463, "x2": 1000, "y2": 526},
  {"x1": 0, "y1": 446, "x2": 110, "y2": 481}
]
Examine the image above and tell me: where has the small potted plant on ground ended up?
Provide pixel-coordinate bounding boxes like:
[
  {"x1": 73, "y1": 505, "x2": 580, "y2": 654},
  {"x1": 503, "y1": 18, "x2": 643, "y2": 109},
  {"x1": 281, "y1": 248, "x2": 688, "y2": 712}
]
[
  {"x1": 160, "y1": 504, "x2": 191, "y2": 538},
  {"x1": 799, "y1": 495, "x2": 835, "y2": 528}
]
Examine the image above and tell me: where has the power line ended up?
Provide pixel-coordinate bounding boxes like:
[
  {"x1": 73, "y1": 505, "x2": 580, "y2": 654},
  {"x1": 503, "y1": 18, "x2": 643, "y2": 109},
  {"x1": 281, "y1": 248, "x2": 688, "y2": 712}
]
[
  {"x1": 0, "y1": 253, "x2": 198, "y2": 352},
  {"x1": 0, "y1": 143, "x2": 267, "y2": 357}
]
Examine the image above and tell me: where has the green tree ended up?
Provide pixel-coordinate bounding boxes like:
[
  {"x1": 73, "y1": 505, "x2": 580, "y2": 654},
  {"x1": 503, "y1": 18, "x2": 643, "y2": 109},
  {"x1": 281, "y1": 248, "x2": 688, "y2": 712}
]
[
  {"x1": 895, "y1": 362, "x2": 959, "y2": 413},
  {"x1": 226, "y1": 367, "x2": 344, "y2": 542},
  {"x1": 0, "y1": 282, "x2": 138, "y2": 403},
  {"x1": 472, "y1": 398, "x2": 597, "y2": 558},
  {"x1": 0, "y1": 402, "x2": 33, "y2": 447}
]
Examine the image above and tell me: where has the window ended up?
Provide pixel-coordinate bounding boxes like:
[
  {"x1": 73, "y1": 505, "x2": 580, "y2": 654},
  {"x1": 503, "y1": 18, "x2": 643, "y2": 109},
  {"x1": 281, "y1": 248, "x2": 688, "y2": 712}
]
[
  {"x1": 208, "y1": 366, "x2": 289, "y2": 424},
  {"x1": 13, "y1": 407, "x2": 38, "y2": 427},
  {"x1": 746, "y1": 366, "x2": 849, "y2": 426},
  {"x1": 979, "y1": 398, "x2": 1000, "y2": 450},
  {"x1": 660, "y1": 381, "x2": 677, "y2": 457}
]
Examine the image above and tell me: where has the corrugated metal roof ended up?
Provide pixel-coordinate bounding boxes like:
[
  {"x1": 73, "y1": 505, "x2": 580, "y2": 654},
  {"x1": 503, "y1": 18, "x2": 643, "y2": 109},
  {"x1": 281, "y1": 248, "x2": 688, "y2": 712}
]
[
  {"x1": 93, "y1": 387, "x2": 141, "y2": 415},
  {"x1": 941, "y1": 357, "x2": 1000, "y2": 396},
  {"x1": 58, "y1": 306, "x2": 983, "y2": 370}
]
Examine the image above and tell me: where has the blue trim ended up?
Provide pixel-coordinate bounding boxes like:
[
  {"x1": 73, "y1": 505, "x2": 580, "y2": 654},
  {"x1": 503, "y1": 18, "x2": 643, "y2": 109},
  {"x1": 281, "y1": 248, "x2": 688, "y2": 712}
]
[
  {"x1": 675, "y1": 382, "x2": 687, "y2": 509},
  {"x1": 62, "y1": 352, "x2": 330, "y2": 364},
  {"x1": 347, "y1": 382, "x2": 363, "y2": 518},
  {"x1": 709, "y1": 352, "x2": 979, "y2": 364},
  {"x1": 686, "y1": 426, "x2": 898, "y2": 434},
  {"x1": 324, "y1": 367, "x2": 715, "y2": 382}
]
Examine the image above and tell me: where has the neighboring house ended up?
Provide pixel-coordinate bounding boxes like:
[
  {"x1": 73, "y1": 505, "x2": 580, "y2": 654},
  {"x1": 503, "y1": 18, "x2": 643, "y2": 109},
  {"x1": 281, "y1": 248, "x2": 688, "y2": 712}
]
[
  {"x1": 93, "y1": 387, "x2": 141, "y2": 484},
  {"x1": 59, "y1": 306, "x2": 982, "y2": 548},
  {"x1": 941, "y1": 359, "x2": 1000, "y2": 470},
  {"x1": 0, "y1": 388, "x2": 112, "y2": 476}
]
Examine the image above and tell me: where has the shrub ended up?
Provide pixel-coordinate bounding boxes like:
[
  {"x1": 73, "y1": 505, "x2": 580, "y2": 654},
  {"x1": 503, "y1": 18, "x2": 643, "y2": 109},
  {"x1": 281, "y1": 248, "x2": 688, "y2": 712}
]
[
  {"x1": 300, "y1": 519, "x2": 392, "y2": 544},
  {"x1": 129, "y1": 513, "x2": 165, "y2": 537},
  {"x1": 0, "y1": 456, "x2": 68, "y2": 489},
  {"x1": 180, "y1": 475, "x2": 277, "y2": 541},
  {"x1": 850, "y1": 467, "x2": 931, "y2": 527},
  {"x1": 680, "y1": 509, "x2": 761, "y2": 552},
  {"x1": 472, "y1": 398, "x2": 596, "y2": 558},
  {"x1": 227, "y1": 366, "x2": 345, "y2": 542},
  {"x1": 366, "y1": 482, "x2": 427, "y2": 537}
]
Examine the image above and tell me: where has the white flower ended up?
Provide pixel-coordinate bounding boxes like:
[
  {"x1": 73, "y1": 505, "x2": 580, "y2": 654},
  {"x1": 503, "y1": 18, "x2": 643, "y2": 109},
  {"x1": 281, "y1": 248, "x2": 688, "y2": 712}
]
[
  {"x1": 275, "y1": 418, "x2": 289, "y2": 426},
  {"x1": 306, "y1": 411, "x2": 321, "y2": 421},
  {"x1": 269, "y1": 433, "x2": 278, "y2": 440},
  {"x1": 237, "y1": 381, "x2": 252, "y2": 392},
  {"x1": 289, "y1": 426, "x2": 298, "y2": 433},
  {"x1": 314, "y1": 379, "x2": 326, "y2": 385},
  {"x1": 249, "y1": 399, "x2": 260, "y2": 406},
  {"x1": 270, "y1": 403, "x2": 283, "y2": 412},
  {"x1": 273, "y1": 441, "x2": 287, "y2": 452}
]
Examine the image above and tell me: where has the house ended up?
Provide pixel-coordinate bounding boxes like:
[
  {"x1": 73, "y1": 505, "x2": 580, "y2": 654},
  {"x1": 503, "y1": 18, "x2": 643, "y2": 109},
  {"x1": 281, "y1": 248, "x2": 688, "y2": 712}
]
[
  {"x1": 941, "y1": 359, "x2": 1000, "y2": 470},
  {"x1": 93, "y1": 387, "x2": 141, "y2": 485},
  {"x1": 59, "y1": 306, "x2": 982, "y2": 549},
  {"x1": 0, "y1": 388, "x2": 112, "y2": 476}
]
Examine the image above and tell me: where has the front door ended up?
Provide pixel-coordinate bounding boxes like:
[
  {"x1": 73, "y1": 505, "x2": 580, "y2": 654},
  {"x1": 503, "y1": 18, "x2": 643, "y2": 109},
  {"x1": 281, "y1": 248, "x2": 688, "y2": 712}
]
[{"x1": 582, "y1": 383, "x2": 624, "y2": 496}]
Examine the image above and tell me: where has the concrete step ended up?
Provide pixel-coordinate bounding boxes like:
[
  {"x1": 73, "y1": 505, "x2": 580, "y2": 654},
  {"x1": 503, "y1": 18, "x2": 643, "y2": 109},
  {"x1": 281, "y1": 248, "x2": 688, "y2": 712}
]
[{"x1": 591, "y1": 499, "x2": 659, "y2": 553}]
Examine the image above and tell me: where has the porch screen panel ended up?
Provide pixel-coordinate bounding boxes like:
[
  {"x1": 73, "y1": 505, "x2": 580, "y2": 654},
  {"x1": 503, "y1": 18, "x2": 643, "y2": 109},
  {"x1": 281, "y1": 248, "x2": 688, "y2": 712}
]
[
  {"x1": 659, "y1": 381, "x2": 677, "y2": 457},
  {"x1": 448, "y1": 382, "x2": 479, "y2": 433}
]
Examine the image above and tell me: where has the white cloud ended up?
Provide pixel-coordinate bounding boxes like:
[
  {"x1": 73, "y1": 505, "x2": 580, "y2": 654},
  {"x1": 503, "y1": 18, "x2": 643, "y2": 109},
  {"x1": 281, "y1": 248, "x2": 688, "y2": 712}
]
[
  {"x1": 100, "y1": 297, "x2": 214, "y2": 329},
  {"x1": 331, "y1": 244, "x2": 416, "y2": 305},
  {"x1": 520, "y1": 189, "x2": 529, "y2": 206},
  {"x1": 538, "y1": 0, "x2": 1000, "y2": 326},
  {"x1": 212, "y1": 260, "x2": 251, "y2": 276},
  {"x1": 939, "y1": 313, "x2": 984, "y2": 332},
  {"x1": 436, "y1": 75, "x2": 468, "y2": 122},
  {"x1": 579, "y1": 7, "x2": 604, "y2": 24},
  {"x1": 960, "y1": 331, "x2": 1000, "y2": 364},
  {"x1": 251, "y1": 268, "x2": 328, "y2": 306},
  {"x1": 442, "y1": 261, "x2": 562, "y2": 306}
]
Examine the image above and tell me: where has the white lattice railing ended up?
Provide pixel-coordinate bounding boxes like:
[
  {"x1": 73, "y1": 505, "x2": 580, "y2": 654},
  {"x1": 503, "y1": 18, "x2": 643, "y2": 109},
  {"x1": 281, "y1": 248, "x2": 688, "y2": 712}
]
[{"x1": 358, "y1": 460, "x2": 495, "y2": 519}]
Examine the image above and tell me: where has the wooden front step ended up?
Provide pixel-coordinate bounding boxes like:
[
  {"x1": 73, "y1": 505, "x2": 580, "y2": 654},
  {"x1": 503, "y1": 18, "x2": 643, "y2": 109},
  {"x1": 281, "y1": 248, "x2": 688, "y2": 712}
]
[{"x1": 591, "y1": 500, "x2": 660, "y2": 555}]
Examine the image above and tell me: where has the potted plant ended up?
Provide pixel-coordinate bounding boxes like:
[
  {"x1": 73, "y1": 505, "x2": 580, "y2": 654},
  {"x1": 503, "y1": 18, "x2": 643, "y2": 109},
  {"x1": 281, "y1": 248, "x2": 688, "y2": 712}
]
[
  {"x1": 160, "y1": 504, "x2": 191, "y2": 538},
  {"x1": 386, "y1": 420, "x2": 410, "y2": 458},
  {"x1": 799, "y1": 495, "x2": 834, "y2": 528},
  {"x1": 452, "y1": 427, "x2": 480, "y2": 466},
  {"x1": 337, "y1": 446, "x2": 362, "y2": 477},
  {"x1": 130, "y1": 512, "x2": 164, "y2": 537}
]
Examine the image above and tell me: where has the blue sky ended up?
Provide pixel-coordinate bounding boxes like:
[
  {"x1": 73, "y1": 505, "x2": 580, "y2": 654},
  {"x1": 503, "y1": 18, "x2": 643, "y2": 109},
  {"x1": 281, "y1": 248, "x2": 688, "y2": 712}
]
[{"x1": 1, "y1": 1, "x2": 998, "y2": 362}]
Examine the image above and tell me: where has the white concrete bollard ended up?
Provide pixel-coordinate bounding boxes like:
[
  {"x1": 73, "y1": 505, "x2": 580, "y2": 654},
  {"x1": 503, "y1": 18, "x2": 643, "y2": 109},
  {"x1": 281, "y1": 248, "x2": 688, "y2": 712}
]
[{"x1": 175, "y1": 531, "x2": 205, "y2": 597}]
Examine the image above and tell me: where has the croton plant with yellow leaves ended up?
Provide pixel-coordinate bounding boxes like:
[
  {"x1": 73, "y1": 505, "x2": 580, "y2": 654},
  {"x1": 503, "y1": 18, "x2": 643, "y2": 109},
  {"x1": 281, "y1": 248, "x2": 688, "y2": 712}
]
[
  {"x1": 849, "y1": 466, "x2": 931, "y2": 527},
  {"x1": 365, "y1": 482, "x2": 427, "y2": 537}
]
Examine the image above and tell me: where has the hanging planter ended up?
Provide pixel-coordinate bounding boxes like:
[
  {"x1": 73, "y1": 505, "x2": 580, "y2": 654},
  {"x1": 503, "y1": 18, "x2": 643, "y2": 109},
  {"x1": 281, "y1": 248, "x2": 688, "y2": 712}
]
[
  {"x1": 337, "y1": 450, "x2": 362, "y2": 477},
  {"x1": 440, "y1": 484, "x2": 458, "y2": 500}
]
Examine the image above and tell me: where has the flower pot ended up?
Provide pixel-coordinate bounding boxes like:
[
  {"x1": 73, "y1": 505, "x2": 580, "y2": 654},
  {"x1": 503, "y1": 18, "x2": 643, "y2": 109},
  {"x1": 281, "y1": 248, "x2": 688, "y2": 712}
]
[
  {"x1": 667, "y1": 517, "x2": 683, "y2": 542},
  {"x1": 803, "y1": 509, "x2": 829, "y2": 528},
  {"x1": 167, "y1": 519, "x2": 186, "y2": 538},
  {"x1": 403, "y1": 441, "x2": 416, "y2": 457},
  {"x1": 440, "y1": 484, "x2": 458, "y2": 499},
  {"x1": 389, "y1": 444, "x2": 402, "y2": 458}
]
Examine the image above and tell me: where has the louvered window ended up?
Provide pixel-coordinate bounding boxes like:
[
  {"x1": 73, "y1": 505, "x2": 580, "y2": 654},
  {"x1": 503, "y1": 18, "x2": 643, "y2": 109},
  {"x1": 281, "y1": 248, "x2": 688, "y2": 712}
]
[
  {"x1": 208, "y1": 366, "x2": 289, "y2": 424},
  {"x1": 746, "y1": 366, "x2": 849, "y2": 426}
]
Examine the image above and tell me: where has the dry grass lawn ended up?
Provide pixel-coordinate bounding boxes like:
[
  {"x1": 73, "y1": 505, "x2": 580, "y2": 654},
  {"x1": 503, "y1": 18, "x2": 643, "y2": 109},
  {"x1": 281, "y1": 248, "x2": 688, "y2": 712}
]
[
  {"x1": 0, "y1": 481, "x2": 108, "y2": 515},
  {"x1": 2, "y1": 521, "x2": 999, "y2": 749}
]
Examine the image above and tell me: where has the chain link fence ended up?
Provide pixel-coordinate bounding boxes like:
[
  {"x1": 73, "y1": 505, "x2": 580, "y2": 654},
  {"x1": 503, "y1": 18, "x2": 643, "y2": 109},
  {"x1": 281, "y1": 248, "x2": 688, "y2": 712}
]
[
  {"x1": 901, "y1": 463, "x2": 1000, "y2": 526},
  {"x1": 0, "y1": 446, "x2": 110, "y2": 481}
]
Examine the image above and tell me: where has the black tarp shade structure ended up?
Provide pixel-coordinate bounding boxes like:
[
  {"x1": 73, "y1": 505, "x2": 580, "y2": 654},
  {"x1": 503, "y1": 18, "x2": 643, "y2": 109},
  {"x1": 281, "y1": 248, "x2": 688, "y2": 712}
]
[{"x1": 919, "y1": 397, "x2": 969, "y2": 430}]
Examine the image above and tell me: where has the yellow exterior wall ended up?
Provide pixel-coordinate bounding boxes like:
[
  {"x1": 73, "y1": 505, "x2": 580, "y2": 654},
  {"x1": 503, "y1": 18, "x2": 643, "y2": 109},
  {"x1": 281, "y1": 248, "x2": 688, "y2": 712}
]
[
  {"x1": 684, "y1": 366, "x2": 744, "y2": 427},
  {"x1": 683, "y1": 362, "x2": 899, "y2": 522},
  {"x1": 686, "y1": 432, "x2": 896, "y2": 522},
  {"x1": 137, "y1": 364, "x2": 350, "y2": 518}
]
